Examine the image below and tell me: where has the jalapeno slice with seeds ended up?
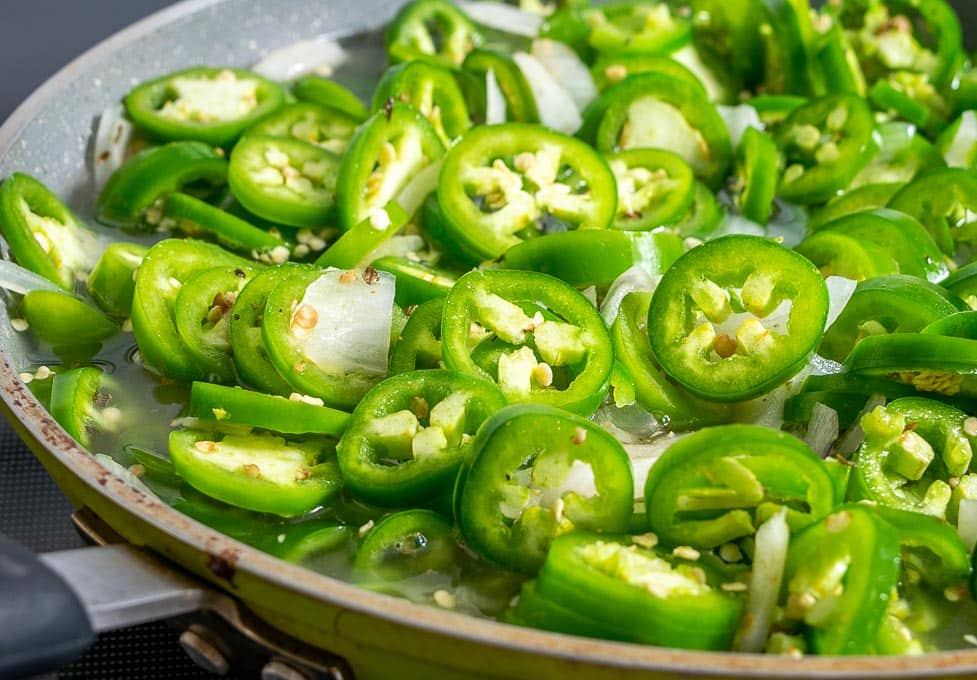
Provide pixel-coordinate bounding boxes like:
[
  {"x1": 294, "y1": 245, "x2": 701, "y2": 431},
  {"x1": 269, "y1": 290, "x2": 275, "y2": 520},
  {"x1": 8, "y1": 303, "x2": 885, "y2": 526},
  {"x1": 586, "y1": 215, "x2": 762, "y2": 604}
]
[
  {"x1": 441, "y1": 269, "x2": 614, "y2": 416},
  {"x1": 335, "y1": 103, "x2": 446, "y2": 232},
  {"x1": 228, "y1": 135, "x2": 340, "y2": 228},
  {"x1": 437, "y1": 123, "x2": 617, "y2": 262},
  {"x1": 644, "y1": 424, "x2": 836, "y2": 549},
  {"x1": 169, "y1": 426, "x2": 342, "y2": 517},
  {"x1": 372, "y1": 61, "x2": 472, "y2": 144},
  {"x1": 244, "y1": 102, "x2": 360, "y2": 155},
  {"x1": 50, "y1": 367, "x2": 127, "y2": 450},
  {"x1": 0, "y1": 173, "x2": 105, "y2": 290},
  {"x1": 386, "y1": 0, "x2": 482, "y2": 68},
  {"x1": 606, "y1": 148, "x2": 695, "y2": 231},
  {"x1": 337, "y1": 369, "x2": 506, "y2": 506},
  {"x1": 455, "y1": 404, "x2": 633, "y2": 573},
  {"x1": 648, "y1": 235, "x2": 829, "y2": 402},
  {"x1": 125, "y1": 67, "x2": 287, "y2": 147}
]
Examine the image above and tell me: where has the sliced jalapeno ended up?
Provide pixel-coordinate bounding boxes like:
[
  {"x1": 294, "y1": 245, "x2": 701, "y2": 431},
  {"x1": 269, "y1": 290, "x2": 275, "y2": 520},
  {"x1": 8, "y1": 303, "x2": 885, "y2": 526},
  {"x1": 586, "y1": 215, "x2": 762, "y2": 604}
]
[
  {"x1": 50, "y1": 367, "x2": 127, "y2": 450},
  {"x1": 315, "y1": 202, "x2": 410, "y2": 270},
  {"x1": 645, "y1": 424, "x2": 836, "y2": 548},
  {"x1": 455, "y1": 404, "x2": 634, "y2": 573},
  {"x1": 188, "y1": 381, "x2": 350, "y2": 436},
  {"x1": 353, "y1": 509, "x2": 458, "y2": 584},
  {"x1": 808, "y1": 181, "x2": 903, "y2": 230},
  {"x1": 292, "y1": 76, "x2": 370, "y2": 121},
  {"x1": 528, "y1": 532, "x2": 744, "y2": 650},
  {"x1": 162, "y1": 192, "x2": 284, "y2": 256},
  {"x1": 584, "y1": 2, "x2": 692, "y2": 55},
  {"x1": 732, "y1": 127, "x2": 779, "y2": 225},
  {"x1": 441, "y1": 269, "x2": 614, "y2": 416},
  {"x1": 437, "y1": 123, "x2": 617, "y2": 261},
  {"x1": 169, "y1": 426, "x2": 342, "y2": 517},
  {"x1": 86, "y1": 242, "x2": 148, "y2": 319},
  {"x1": 173, "y1": 265, "x2": 257, "y2": 383},
  {"x1": 462, "y1": 49, "x2": 540, "y2": 124},
  {"x1": 335, "y1": 103, "x2": 446, "y2": 232},
  {"x1": 590, "y1": 53, "x2": 708, "y2": 95},
  {"x1": 582, "y1": 73, "x2": 732, "y2": 189},
  {"x1": 851, "y1": 121, "x2": 945, "y2": 189},
  {"x1": 386, "y1": 0, "x2": 482, "y2": 68},
  {"x1": 888, "y1": 167, "x2": 977, "y2": 258},
  {"x1": 131, "y1": 239, "x2": 249, "y2": 382},
  {"x1": 782, "y1": 504, "x2": 901, "y2": 655},
  {"x1": 337, "y1": 369, "x2": 506, "y2": 506},
  {"x1": 775, "y1": 94, "x2": 877, "y2": 204},
  {"x1": 21, "y1": 290, "x2": 117, "y2": 346},
  {"x1": 389, "y1": 298, "x2": 445, "y2": 375},
  {"x1": 648, "y1": 235, "x2": 829, "y2": 402},
  {"x1": 244, "y1": 102, "x2": 360, "y2": 155},
  {"x1": 372, "y1": 61, "x2": 472, "y2": 143},
  {"x1": 125, "y1": 67, "x2": 287, "y2": 147},
  {"x1": 97, "y1": 142, "x2": 228, "y2": 228},
  {"x1": 370, "y1": 256, "x2": 456, "y2": 308},
  {"x1": 228, "y1": 135, "x2": 340, "y2": 228},
  {"x1": 0, "y1": 173, "x2": 105, "y2": 290},
  {"x1": 607, "y1": 148, "x2": 695, "y2": 231},
  {"x1": 845, "y1": 333, "x2": 977, "y2": 399},
  {"x1": 820, "y1": 274, "x2": 961, "y2": 362}
]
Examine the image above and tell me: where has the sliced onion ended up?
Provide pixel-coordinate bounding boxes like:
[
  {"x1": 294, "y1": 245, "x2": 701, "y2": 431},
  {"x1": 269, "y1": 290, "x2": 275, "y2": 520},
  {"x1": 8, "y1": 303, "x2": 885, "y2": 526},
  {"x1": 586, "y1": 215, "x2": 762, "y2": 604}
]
[
  {"x1": 734, "y1": 509, "x2": 789, "y2": 653},
  {"x1": 957, "y1": 499, "x2": 977, "y2": 554},
  {"x1": 395, "y1": 160, "x2": 443, "y2": 218},
  {"x1": 670, "y1": 45, "x2": 727, "y2": 103},
  {"x1": 92, "y1": 104, "x2": 134, "y2": 191},
  {"x1": 717, "y1": 104, "x2": 762, "y2": 148},
  {"x1": 593, "y1": 402, "x2": 663, "y2": 444},
  {"x1": 252, "y1": 39, "x2": 348, "y2": 81},
  {"x1": 513, "y1": 52, "x2": 581, "y2": 135},
  {"x1": 0, "y1": 260, "x2": 66, "y2": 295},
  {"x1": 837, "y1": 393, "x2": 887, "y2": 456},
  {"x1": 95, "y1": 453, "x2": 157, "y2": 498},
  {"x1": 805, "y1": 402, "x2": 840, "y2": 458},
  {"x1": 485, "y1": 68, "x2": 507, "y2": 124},
  {"x1": 741, "y1": 383, "x2": 789, "y2": 430},
  {"x1": 294, "y1": 268, "x2": 396, "y2": 376},
  {"x1": 715, "y1": 214, "x2": 766, "y2": 238},
  {"x1": 825, "y1": 275, "x2": 857, "y2": 330},
  {"x1": 531, "y1": 39, "x2": 597, "y2": 113},
  {"x1": 944, "y1": 111, "x2": 977, "y2": 168},
  {"x1": 766, "y1": 199, "x2": 808, "y2": 248},
  {"x1": 806, "y1": 353, "x2": 845, "y2": 377},
  {"x1": 458, "y1": 1, "x2": 543, "y2": 37},
  {"x1": 600, "y1": 265, "x2": 659, "y2": 326},
  {"x1": 580, "y1": 285, "x2": 598, "y2": 308},
  {"x1": 627, "y1": 433, "x2": 686, "y2": 502}
]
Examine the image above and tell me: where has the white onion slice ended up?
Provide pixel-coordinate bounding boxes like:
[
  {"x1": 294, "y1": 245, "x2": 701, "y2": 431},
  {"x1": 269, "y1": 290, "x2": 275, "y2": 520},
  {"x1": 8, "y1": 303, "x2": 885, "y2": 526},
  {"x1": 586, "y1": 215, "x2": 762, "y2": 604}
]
[
  {"x1": 957, "y1": 499, "x2": 977, "y2": 554},
  {"x1": 806, "y1": 353, "x2": 845, "y2": 377},
  {"x1": 600, "y1": 265, "x2": 659, "y2": 326},
  {"x1": 741, "y1": 383, "x2": 789, "y2": 430},
  {"x1": 395, "y1": 160, "x2": 443, "y2": 218},
  {"x1": 766, "y1": 200, "x2": 809, "y2": 248},
  {"x1": 531, "y1": 39, "x2": 597, "y2": 112},
  {"x1": 513, "y1": 52, "x2": 581, "y2": 135},
  {"x1": 715, "y1": 214, "x2": 766, "y2": 238},
  {"x1": 252, "y1": 39, "x2": 348, "y2": 81},
  {"x1": 293, "y1": 268, "x2": 396, "y2": 376},
  {"x1": 825, "y1": 275, "x2": 857, "y2": 330},
  {"x1": 92, "y1": 104, "x2": 134, "y2": 191},
  {"x1": 944, "y1": 111, "x2": 977, "y2": 168},
  {"x1": 580, "y1": 285, "x2": 598, "y2": 308},
  {"x1": 593, "y1": 402, "x2": 663, "y2": 443},
  {"x1": 717, "y1": 105, "x2": 763, "y2": 148},
  {"x1": 805, "y1": 402, "x2": 840, "y2": 458},
  {"x1": 458, "y1": 2, "x2": 543, "y2": 37},
  {"x1": 485, "y1": 68, "x2": 507, "y2": 124},
  {"x1": 0, "y1": 260, "x2": 66, "y2": 295},
  {"x1": 734, "y1": 509, "x2": 789, "y2": 653},
  {"x1": 670, "y1": 45, "x2": 727, "y2": 103}
]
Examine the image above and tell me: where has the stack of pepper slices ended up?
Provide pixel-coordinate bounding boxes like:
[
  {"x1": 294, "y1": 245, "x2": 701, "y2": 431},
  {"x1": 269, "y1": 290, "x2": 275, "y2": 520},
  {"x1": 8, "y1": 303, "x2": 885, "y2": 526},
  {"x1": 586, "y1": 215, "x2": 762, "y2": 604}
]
[{"x1": 6, "y1": 0, "x2": 977, "y2": 657}]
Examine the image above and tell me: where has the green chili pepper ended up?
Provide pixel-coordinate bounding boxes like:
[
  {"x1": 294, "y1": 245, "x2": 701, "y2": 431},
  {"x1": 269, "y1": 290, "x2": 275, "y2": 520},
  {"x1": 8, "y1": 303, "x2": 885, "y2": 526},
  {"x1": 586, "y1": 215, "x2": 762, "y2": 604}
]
[
  {"x1": 888, "y1": 167, "x2": 977, "y2": 257},
  {"x1": 776, "y1": 94, "x2": 877, "y2": 204},
  {"x1": 337, "y1": 369, "x2": 505, "y2": 506},
  {"x1": 584, "y1": 2, "x2": 692, "y2": 55},
  {"x1": 315, "y1": 202, "x2": 409, "y2": 270},
  {"x1": 86, "y1": 242, "x2": 148, "y2": 319},
  {"x1": 0, "y1": 173, "x2": 105, "y2": 290},
  {"x1": 370, "y1": 256, "x2": 456, "y2": 308},
  {"x1": 188, "y1": 381, "x2": 350, "y2": 436},
  {"x1": 335, "y1": 103, "x2": 446, "y2": 232},
  {"x1": 845, "y1": 333, "x2": 977, "y2": 399},
  {"x1": 606, "y1": 148, "x2": 695, "y2": 230},
  {"x1": 732, "y1": 127, "x2": 779, "y2": 225},
  {"x1": 21, "y1": 290, "x2": 117, "y2": 346},
  {"x1": 97, "y1": 142, "x2": 228, "y2": 228},
  {"x1": 353, "y1": 509, "x2": 458, "y2": 583},
  {"x1": 455, "y1": 404, "x2": 634, "y2": 573},
  {"x1": 386, "y1": 0, "x2": 482, "y2": 68},
  {"x1": 125, "y1": 67, "x2": 287, "y2": 147},
  {"x1": 783, "y1": 504, "x2": 902, "y2": 655},
  {"x1": 389, "y1": 298, "x2": 445, "y2": 375},
  {"x1": 528, "y1": 532, "x2": 744, "y2": 650},
  {"x1": 808, "y1": 181, "x2": 903, "y2": 229},
  {"x1": 162, "y1": 192, "x2": 285, "y2": 256},
  {"x1": 50, "y1": 367, "x2": 126, "y2": 449},
  {"x1": 244, "y1": 102, "x2": 361, "y2": 155},
  {"x1": 441, "y1": 269, "x2": 614, "y2": 416},
  {"x1": 437, "y1": 123, "x2": 617, "y2": 262},
  {"x1": 648, "y1": 235, "x2": 829, "y2": 402},
  {"x1": 291, "y1": 76, "x2": 369, "y2": 121},
  {"x1": 169, "y1": 426, "x2": 342, "y2": 517},
  {"x1": 372, "y1": 61, "x2": 472, "y2": 143}
]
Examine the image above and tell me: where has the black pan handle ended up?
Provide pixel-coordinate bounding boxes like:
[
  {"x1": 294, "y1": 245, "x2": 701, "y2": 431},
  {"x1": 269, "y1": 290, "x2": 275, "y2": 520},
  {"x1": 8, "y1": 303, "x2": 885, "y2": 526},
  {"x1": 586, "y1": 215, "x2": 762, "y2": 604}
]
[{"x1": 0, "y1": 533, "x2": 94, "y2": 679}]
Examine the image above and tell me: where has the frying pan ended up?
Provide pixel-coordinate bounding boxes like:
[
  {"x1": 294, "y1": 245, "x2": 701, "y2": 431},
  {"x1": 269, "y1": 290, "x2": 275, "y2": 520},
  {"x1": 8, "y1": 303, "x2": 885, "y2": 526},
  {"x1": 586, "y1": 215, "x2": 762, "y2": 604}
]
[{"x1": 3, "y1": 1, "x2": 977, "y2": 678}]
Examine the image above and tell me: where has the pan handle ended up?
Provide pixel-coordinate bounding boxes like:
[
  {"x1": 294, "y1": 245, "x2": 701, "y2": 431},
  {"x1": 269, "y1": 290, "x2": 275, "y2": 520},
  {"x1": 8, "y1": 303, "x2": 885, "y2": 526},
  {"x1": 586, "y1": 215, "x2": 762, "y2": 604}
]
[{"x1": 0, "y1": 533, "x2": 95, "y2": 678}]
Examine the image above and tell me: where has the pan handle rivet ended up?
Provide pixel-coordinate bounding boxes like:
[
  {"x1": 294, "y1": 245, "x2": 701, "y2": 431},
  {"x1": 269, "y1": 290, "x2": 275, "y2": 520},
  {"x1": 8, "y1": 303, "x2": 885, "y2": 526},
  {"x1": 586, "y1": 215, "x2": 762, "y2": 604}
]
[
  {"x1": 179, "y1": 626, "x2": 230, "y2": 676},
  {"x1": 262, "y1": 659, "x2": 312, "y2": 680}
]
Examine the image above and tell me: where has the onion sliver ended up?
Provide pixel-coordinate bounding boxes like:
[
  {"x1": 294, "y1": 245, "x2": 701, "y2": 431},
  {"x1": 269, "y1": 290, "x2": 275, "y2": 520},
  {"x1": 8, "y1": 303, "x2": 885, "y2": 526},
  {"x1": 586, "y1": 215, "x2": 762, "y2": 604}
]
[{"x1": 293, "y1": 268, "x2": 396, "y2": 376}]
